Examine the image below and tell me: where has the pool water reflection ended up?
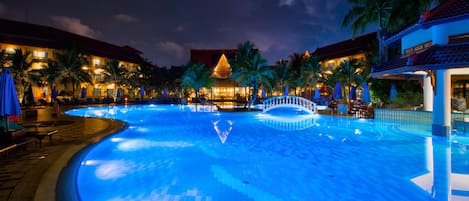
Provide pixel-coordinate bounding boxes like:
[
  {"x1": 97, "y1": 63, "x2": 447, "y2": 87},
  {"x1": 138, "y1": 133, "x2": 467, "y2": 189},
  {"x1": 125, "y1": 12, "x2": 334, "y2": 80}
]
[{"x1": 65, "y1": 104, "x2": 469, "y2": 201}]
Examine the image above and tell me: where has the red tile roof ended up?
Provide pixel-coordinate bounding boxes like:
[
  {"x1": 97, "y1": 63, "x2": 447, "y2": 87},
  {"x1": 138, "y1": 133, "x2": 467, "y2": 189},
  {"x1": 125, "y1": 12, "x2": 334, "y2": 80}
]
[
  {"x1": 384, "y1": 0, "x2": 469, "y2": 45},
  {"x1": 312, "y1": 32, "x2": 376, "y2": 61},
  {"x1": 0, "y1": 18, "x2": 144, "y2": 64},
  {"x1": 373, "y1": 43, "x2": 469, "y2": 74}
]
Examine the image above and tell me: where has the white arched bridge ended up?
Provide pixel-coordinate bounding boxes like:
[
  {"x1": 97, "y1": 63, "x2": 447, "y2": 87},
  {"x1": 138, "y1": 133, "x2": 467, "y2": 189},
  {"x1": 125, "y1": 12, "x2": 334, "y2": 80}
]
[{"x1": 262, "y1": 96, "x2": 317, "y2": 114}]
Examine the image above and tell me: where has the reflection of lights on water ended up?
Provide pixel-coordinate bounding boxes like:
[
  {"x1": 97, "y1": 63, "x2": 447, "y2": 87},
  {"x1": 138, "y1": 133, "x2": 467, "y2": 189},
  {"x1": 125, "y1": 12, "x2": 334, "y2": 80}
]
[
  {"x1": 213, "y1": 120, "x2": 233, "y2": 143},
  {"x1": 136, "y1": 127, "x2": 149, "y2": 133},
  {"x1": 110, "y1": 137, "x2": 125, "y2": 142},
  {"x1": 354, "y1": 129, "x2": 362, "y2": 135},
  {"x1": 95, "y1": 160, "x2": 133, "y2": 180},
  {"x1": 117, "y1": 139, "x2": 193, "y2": 151},
  {"x1": 82, "y1": 160, "x2": 101, "y2": 165}
]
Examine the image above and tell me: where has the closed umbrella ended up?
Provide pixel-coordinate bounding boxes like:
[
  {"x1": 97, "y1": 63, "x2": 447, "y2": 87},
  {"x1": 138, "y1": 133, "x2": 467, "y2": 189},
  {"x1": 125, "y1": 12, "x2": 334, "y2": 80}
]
[
  {"x1": 261, "y1": 88, "x2": 266, "y2": 99},
  {"x1": 51, "y1": 85, "x2": 57, "y2": 101},
  {"x1": 163, "y1": 87, "x2": 167, "y2": 97},
  {"x1": 389, "y1": 83, "x2": 397, "y2": 102},
  {"x1": 24, "y1": 84, "x2": 34, "y2": 105},
  {"x1": 349, "y1": 86, "x2": 356, "y2": 101},
  {"x1": 362, "y1": 82, "x2": 371, "y2": 103},
  {"x1": 314, "y1": 88, "x2": 320, "y2": 100},
  {"x1": 0, "y1": 69, "x2": 22, "y2": 131},
  {"x1": 284, "y1": 85, "x2": 288, "y2": 96},
  {"x1": 140, "y1": 85, "x2": 145, "y2": 99},
  {"x1": 116, "y1": 88, "x2": 121, "y2": 98},
  {"x1": 333, "y1": 82, "x2": 342, "y2": 100},
  {"x1": 81, "y1": 87, "x2": 87, "y2": 98}
]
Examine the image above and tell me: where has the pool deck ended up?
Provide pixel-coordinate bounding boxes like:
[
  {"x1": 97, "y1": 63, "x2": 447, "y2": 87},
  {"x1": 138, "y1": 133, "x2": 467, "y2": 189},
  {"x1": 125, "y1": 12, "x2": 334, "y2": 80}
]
[
  {"x1": 0, "y1": 105, "x2": 125, "y2": 201},
  {"x1": 0, "y1": 104, "x2": 357, "y2": 201}
]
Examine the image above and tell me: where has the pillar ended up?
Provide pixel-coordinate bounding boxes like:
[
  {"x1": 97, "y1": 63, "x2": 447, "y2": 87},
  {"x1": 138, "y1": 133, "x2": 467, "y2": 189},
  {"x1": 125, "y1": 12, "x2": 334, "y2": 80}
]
[
  {"x1": 423, "y1": 74, "x2": 433, "y2": 111},
  {"x1": 432, "y1": 137, "x2": 451, "y2": 200},
  {"x1": 432, "y1": 69, "x2": 451, "y2": 136}
]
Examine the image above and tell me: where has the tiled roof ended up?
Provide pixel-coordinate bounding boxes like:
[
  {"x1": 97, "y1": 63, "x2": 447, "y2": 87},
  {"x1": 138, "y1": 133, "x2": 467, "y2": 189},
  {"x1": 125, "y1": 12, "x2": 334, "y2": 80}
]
[
  {"x1": 312, "y1": 32, "x2": 376, "y2": 61},
  {"x1": 425, "y1": 0, "x2": 469, "y2": 22},
  {"x1": 384, "y1": 0, "x2": 469, "y2": 45},
  {"x1": 0, "y1": 18, "x2": 144, "y2": 64},
  {"x1": 373, "y1": 43, "x2": 469, "y2": 74}
]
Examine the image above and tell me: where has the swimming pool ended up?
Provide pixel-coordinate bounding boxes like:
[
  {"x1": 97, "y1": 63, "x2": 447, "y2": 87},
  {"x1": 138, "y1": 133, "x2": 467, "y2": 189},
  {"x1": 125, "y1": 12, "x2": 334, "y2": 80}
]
[{"x1": 64, "y1": 104, "x2": 469, "y2": 201}]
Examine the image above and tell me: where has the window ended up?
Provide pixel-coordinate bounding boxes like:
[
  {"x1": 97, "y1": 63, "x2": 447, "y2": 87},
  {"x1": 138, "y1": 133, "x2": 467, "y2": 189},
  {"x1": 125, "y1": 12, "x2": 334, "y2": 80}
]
[
  {"x1": 404, "y1": 41, "x2": 432, "y2": 56},
  {"x1": 93, "y1": 59, "x2": 101, "y2": 67},
  {"x1": 33, "y1": 51, "x2": 47, "y2": 59},
  {"x1": 449, "y1": 34, "x2": 469, "y2": 44}
]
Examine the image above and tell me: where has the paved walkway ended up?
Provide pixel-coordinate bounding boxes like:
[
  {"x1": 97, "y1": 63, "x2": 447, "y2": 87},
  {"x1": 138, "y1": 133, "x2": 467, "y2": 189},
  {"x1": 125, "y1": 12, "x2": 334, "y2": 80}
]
[{"x1": 0, "y1": 105, "x2": 125, "y2": 201}]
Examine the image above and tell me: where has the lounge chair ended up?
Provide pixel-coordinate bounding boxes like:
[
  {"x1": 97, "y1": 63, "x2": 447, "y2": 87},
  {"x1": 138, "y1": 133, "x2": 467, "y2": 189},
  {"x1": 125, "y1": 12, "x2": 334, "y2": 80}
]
[{"x1": 0, "y1": 122, "x2": 32, "y2": 155}]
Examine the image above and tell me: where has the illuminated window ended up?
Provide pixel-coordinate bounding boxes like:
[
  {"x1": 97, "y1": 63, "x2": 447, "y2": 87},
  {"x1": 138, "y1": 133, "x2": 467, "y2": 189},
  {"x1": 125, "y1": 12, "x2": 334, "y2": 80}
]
[
  {"x1": 404, "y1": 41, "x2": 432, "y2": 56},
  {"x1": 93, "y1": 59, "x2": 101, "y2": 66},
  {"x1": 5, "y1": 48, "x2": 15, "y2": 54},
  {"x1": 33, "y1": 51, "x2": 47, "y2": 59}
]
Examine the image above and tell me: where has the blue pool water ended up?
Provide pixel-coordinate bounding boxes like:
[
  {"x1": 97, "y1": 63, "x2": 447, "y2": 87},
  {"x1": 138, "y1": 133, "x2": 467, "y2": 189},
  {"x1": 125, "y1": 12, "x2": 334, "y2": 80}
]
[{"x1": 65, "y1": 104, "x2": 469, "y2": 201}]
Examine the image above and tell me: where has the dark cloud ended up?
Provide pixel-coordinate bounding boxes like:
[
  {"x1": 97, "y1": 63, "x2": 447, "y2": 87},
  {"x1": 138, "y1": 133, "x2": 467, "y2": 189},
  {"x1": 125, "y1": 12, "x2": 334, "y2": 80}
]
[
  {"x1": 0, "y1": 3, "x2": 7, "y2": 15},
  {"x1": 1, "y1": 0, "x2": 371, "y2": 66}
]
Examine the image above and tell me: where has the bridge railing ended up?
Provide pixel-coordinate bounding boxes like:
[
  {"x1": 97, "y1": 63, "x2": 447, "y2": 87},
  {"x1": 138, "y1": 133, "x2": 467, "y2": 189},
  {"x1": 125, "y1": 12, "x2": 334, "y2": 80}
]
[{"x1": 262, "y1": 96, "x2": 317, "y2": 114}]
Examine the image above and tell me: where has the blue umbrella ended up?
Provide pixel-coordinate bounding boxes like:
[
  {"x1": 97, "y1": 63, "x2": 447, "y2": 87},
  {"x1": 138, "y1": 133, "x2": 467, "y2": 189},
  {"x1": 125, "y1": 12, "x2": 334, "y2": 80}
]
[
  {"x1": 261, "y1": 88, "x2": 266, "y2": 99},
  {"x1": 333, "y1": 82, "x2": 342, "y2": 100},
  {"x1": 362, "y1": 82, "x2": 371, "y2": 103},
  {"x1": 140, "y1": 85, "x2": 145, "y2": 96},
  {"x1": 81, "y1": 87, "x2": 87, "y2": 98},
  {"x1": 0, "y1": 69, "x2": 21, "y2": 131},
  {"x1": 163, "y1": 87, "x2": 167, "y2": 97},
  {"x1": 389, "y1": 83, "x2": 397, "y2": 102},
  {"x1": 51, "y1": 85, "x2": 57, "y2": 100},
  {"x1": 314, "y1": 88, "x2": 320, "y2": 99},
  {"x1": 284, "y1": 85, "x2": 288, "y2": 96},
  {"x1": 116, "y1": 88, "x2": 121, "y2": 98},
  {"x1": 349, "y1": 86, "x2": 356, "y2": 101}
]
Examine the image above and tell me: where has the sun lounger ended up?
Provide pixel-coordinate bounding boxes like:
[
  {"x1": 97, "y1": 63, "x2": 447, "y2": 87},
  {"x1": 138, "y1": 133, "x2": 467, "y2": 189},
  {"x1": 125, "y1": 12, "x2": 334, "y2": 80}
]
[
  {"x1": 0, "y1": 138, "x2": 33, "y2": 156},
  {"x1": 26, "y1": 130, "x2": 58, "y2": 147}
]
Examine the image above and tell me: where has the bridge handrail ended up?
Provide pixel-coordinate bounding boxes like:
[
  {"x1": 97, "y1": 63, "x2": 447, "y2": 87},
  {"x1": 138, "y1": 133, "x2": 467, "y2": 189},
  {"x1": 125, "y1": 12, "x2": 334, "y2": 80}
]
[{"x1": 262, "y1": 96, "x2": 317, "y2": 113}]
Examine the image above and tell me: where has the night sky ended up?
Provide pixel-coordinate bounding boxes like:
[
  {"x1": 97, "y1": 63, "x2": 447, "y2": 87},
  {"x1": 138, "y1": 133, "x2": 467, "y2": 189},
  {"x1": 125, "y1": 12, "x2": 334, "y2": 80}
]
[{"x1": 1, "y1": 0, "x2": 374, "y2": 66}]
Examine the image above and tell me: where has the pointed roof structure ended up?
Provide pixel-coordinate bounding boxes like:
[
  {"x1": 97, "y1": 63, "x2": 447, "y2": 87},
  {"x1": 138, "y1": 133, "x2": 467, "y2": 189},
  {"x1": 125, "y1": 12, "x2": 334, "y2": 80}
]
[
  {"x1": 303, "y1": 50, "x2": 311, "y2": 59},
  {"x1": 212, "y1": 53, "x2": 232, "y2": 79}
]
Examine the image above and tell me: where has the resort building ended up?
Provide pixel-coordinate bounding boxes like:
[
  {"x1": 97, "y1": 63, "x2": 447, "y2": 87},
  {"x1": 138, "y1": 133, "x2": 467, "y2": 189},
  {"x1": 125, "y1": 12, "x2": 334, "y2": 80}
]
[
  {"x1": 190, "y1": 49, "x2": 250, "y2": 103},
  {"x1": 312, "y1": 32, "x2": 376, "y2": 75},
  {"x1": 0, "y1": 18, "x2": 147, "y2": 103},
  {"x1": 372, "y1": 0, "x2": 469, "y2": 136}
]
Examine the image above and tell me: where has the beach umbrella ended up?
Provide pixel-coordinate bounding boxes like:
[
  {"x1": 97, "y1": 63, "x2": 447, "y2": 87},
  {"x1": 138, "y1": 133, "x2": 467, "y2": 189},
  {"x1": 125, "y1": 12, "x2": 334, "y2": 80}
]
[
  {"x1": 140, "y1": 85, "x2": 145, "y2": 97},
  {"x1": 163, "y1": 87, "x2": 167, "y2": 97},
  {"x1": 51, "y1": 85, "x2": 57, "y2": 100},
  {"x1": 362, "y1": 82, "x2": 371, "y2": 103},
  {"x1": 81, "y1": 87, "x2": 87, "y2": 98},
  {"x1": 261, "y1": 88, "x2": 266, "y2": 99},
  {"x1": 116, "y1": 88, "x2": 121, "y2": 98},
  {"x1": 314, "y1": 88, "x2": 320, "y2": 100},
  {"x1": 333, "y1": 82, "x2": 342, "y2": 100},
  {"x1": 0, "y1": 69, "x2": 21, "y2": 131},
  {"x1": 284, "y1": 85, "x2": 288, "y2": 96},
  {"x1": 389, "y1": 83, "x2": 397, "y2": 102},
  {"x1": 349, "y1": 86, "x2": 356, "y2": 101}
]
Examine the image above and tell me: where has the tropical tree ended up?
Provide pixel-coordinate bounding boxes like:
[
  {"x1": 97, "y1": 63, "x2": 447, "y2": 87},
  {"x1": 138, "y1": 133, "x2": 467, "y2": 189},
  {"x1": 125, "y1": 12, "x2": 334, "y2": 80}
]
[
  {"x1": 0, "y1": 50, "x2": 8, "y2": 68},
  {"x1": 181, "y1": 63, "x2": 214, "y2": 103},
  {"x1": 42, "y1": 48, "x2": 91, "y2": 97},
  {"x1": 128, "y1": 58, "x2": 154, "y2": 98},
  {"x1": 232, "y1": 51, "x2": 274, "y2": 109},
  {"x1": 104, "y1": 59, "x2": 129, "y2": 98},
  {"x1": 8, "y1": 48, "x2": 35, "y2": 102},
  {"x1": 299, "y1": 55, "x2": 323, "y2": 98},
  {"x1": 332, "y1": 58, "x2": 364, "y2": 102},
  {"x1": 273, "y1": 59, "x2": 291, "y2": 96},
  {"x1": 287, "y1": 53, "x2": 305, "y2": 94},
  {"x1": 342, "y1": 0, "x2": 395, "y2": 65}
]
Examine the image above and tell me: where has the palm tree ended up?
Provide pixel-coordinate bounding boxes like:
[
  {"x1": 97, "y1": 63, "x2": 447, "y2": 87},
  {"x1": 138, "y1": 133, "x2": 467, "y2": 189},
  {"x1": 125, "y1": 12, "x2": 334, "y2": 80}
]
[
  {"x1": 8, "y1": 48, "x2": 34, "y2": 102},
  {"x1": 333, "y1": 59, "x2": 364, "y2": 102},
  {"x1": 273, "y1": 59, "x2": 291, "y2": 96},
  {"x1": 181, "y1": 63, "x2": 214, "y2": 103},
  {"x1": 129, "y1": 60, "x2": 154, "y2": 98},
  {"x1": 232, "y1": 51, "x2": 274, "y2": 109},
  {"x1": 342, "y1": 0, "x2": 395, "y2": 65},
  {"x1": 42, "y1": 49, "x2": 91, "y2": 97},
  {"x1": 104, "y1": 59, "x2": 128, "y2": 98},
  {"x1": 299, "y1": 55, "x2": 323, "y2": 98},
  {"x1": 287, "y1": 53, "x2": 304, "y2": 94},
  {"x1": 0, "y1": 50, "x2": 8, "y2": 68}
]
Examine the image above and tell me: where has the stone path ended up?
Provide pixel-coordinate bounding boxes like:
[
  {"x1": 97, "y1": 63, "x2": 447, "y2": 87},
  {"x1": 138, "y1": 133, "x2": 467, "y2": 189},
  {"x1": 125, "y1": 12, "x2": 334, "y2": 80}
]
[{"x1": 0, "y1": 105, "x2": 125, "y2": 201}]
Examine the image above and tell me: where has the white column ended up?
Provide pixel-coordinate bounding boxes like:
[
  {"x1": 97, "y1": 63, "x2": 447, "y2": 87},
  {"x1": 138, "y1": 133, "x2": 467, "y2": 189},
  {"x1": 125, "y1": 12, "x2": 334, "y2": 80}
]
[
  {"x1": 423, "y1": 74, "x2": 433, "y2": 111},
  {"x1": 432, "y1": 69, "x2": 451, "y2": 136}
]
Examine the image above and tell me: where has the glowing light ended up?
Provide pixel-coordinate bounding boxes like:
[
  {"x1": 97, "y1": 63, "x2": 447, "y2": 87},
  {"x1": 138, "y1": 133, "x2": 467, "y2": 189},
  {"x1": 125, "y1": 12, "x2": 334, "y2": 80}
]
[
  {"x1": 117, "y1": 139, "x2": 193, "y2": 151},
  {"x1": 110, "y1": 137, "x2": 125, "y2": 142},
  {"x1": 354, "y1": 129, "x2": 362, "y2": 135},
  {"x1": 95, "y1": 160, "x2": 133, "y2": 180}
]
